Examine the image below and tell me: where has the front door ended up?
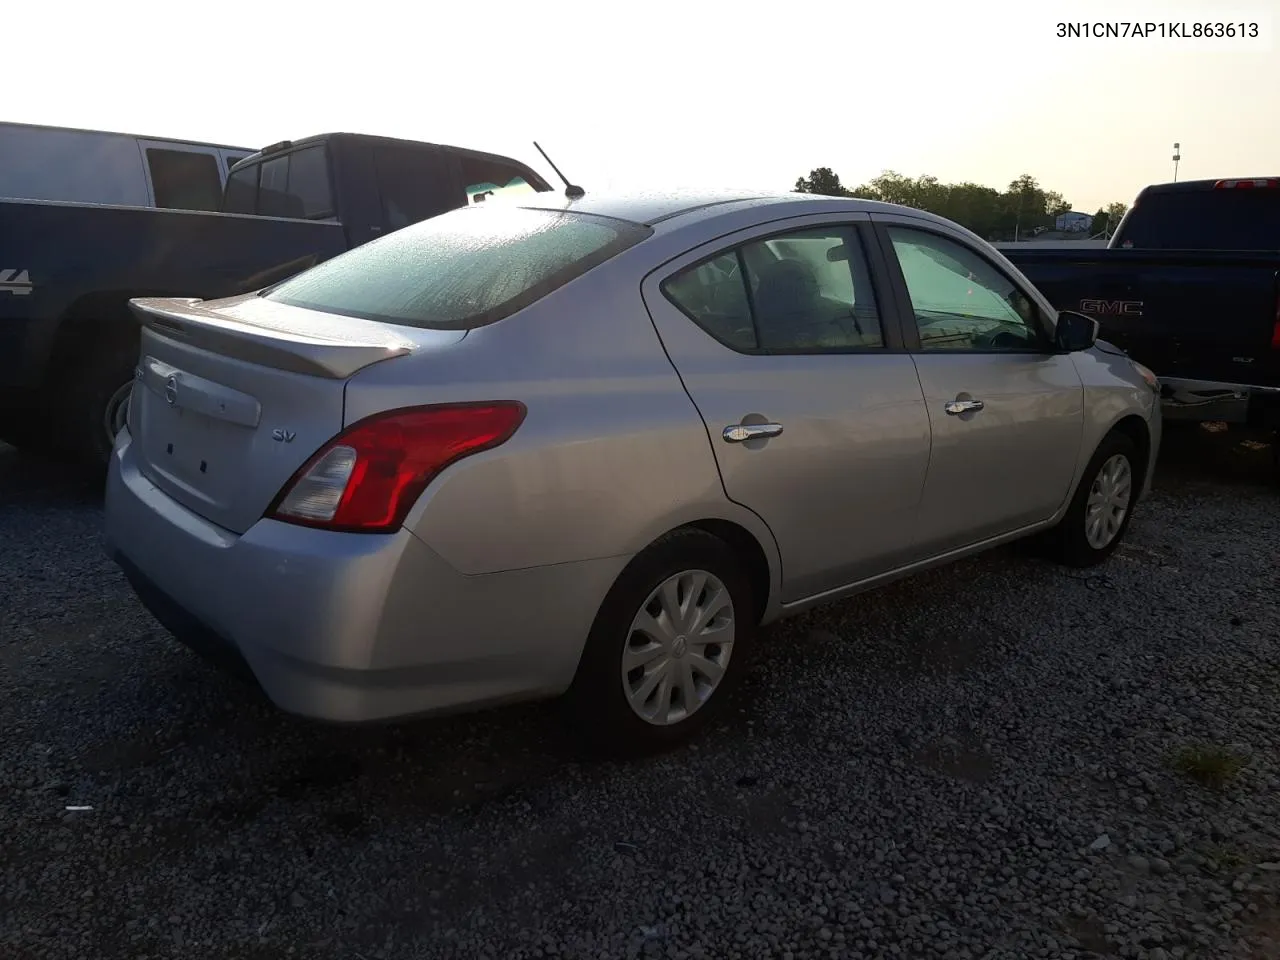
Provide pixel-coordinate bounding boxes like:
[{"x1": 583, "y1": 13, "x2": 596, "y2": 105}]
[
  {"x1": 873, "y1": 218, "x2": 1085, "y2": 555},
  {"x1": 642, "y1": 216, "x2": 932, "y2": 603}
]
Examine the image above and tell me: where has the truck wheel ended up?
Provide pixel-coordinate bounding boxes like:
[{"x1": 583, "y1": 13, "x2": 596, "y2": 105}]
[
  {"x1": 55, "y1": 341, "x2": 138, "y2": 468},
  {"x1": 563, "y1": 529, "x2": 756, "y2": 758},
  {"x1": 0, "y1": 402, "x2": 57, "y2": 455}
]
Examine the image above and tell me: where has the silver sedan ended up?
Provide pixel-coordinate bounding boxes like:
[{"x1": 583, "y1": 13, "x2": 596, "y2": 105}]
[{"x1": 104, "y1": 191, "x2": 1162, "y2": 755}]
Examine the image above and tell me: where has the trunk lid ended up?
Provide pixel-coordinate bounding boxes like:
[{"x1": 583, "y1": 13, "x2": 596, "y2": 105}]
[{"x1": 126, "y1": 293, "x2": 458, "y2": 534}]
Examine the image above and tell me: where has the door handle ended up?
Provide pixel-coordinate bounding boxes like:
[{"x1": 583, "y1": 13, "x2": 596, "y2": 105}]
[
  {"x1": 723, "y1": 422, "x2": 784, "y2": 443},
  {"x1": 944, "y1": 399, "x2": 985, "y2": 415}
]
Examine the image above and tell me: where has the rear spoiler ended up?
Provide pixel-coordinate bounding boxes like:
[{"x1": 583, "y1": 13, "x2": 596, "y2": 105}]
[{"x1": 130, "y1": 297, "x2": 414, "y2": 379}]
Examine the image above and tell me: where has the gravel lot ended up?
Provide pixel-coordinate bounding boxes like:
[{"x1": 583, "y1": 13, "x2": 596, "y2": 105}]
[{"x1": 2, "y1": 425, "x2": 1278, "y2": 960}]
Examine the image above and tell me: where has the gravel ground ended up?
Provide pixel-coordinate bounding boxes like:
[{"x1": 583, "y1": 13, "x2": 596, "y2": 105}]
[{"x1": 1, "y1": 424, "x2": 1278, "y2": 960}]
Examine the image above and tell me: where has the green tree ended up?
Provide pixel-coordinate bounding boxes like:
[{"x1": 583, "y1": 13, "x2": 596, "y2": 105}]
[
  {"x1": 793, "y1": 167, "x2": 853, "y2": 197},
  {"x1": 1089, "y1": 201, "x2": 1131, "y2": 236},
  {"x1": 791, "y1": 165, "x2": 1093, "y2": 240},
  {"x1": 1105, "y1": 201, "x2": 1129, "y2": 222}
]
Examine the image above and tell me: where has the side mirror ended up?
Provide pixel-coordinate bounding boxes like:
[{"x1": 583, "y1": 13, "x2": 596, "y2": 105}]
[{"x1": 1054, "y1": 310, "x2": 1099, "y2": 352}]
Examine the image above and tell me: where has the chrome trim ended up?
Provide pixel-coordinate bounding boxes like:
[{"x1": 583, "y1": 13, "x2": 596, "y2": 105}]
[
  {"x1": 723, "y1": 422, "x2": 784, "y2": 443},
  {"x1": 1159, "y1": 377, "x2": 1280, "y2": 423}
]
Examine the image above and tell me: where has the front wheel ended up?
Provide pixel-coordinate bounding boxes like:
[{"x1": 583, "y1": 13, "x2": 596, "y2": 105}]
[
  {"x1": 1045, "y1": 430, "x2": 1141, "y2": 567},
  {"x1": 563, "y1": 529, "x2": 756, "y2": 757}
]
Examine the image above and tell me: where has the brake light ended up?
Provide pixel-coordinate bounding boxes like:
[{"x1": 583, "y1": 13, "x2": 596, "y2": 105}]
[
  {"x1": 1214, "y1": 178, "x2": 1280, "y2": 189},
  {"x1": 1273, "y1": 296, "x2": 1280, "y2": 349},
  {"x1": 267, "y1": 402, "x2": 527, "y2": 533}
]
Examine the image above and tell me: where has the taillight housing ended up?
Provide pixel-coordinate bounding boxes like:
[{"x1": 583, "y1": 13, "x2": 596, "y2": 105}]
[
  {"x1": 266, "y1": 402, "x2": 527, "y2": 533},
  {"x1": 1214, "y1": 178, "x2": 1280, "y2": 189}
]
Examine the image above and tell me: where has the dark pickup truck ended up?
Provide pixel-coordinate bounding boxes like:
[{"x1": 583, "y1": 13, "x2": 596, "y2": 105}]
[
  {"x1": 997, "y1": 178, "x2": 1280, "y2": 429},
  {"x1": 0, "y1": 132, "x2": 552, "y2": 464}
]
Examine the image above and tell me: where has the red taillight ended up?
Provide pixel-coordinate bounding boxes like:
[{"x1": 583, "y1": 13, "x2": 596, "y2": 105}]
[
  {"x1": 267, "y1": 402, "x2": 527, "y2": 533},
  {"x1": 1214, "y1": 178, "x2": 1280, "y2": 189}
]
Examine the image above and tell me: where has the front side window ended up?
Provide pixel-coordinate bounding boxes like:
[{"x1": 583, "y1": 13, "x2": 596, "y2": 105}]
[
  {"x1": 222, "y1": 164, "x2": 258, "y2": 214},
  {"x1": 146, "y1": 148, "x2": 223, "y2": 211},
  {"x1": 887, "y1": 226, "x2": 1046, "y2": 351},
  {"x1": 265, "y1": 205, "x2": 651, "y2": 330},
  {"x1": 663, "y1": 226, "x2": 883, "y2": 353}
]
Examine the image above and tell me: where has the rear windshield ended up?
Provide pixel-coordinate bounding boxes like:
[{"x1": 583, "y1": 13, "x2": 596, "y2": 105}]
[
  {"x1": 263, "y1": 205, "x2": 651, "y2": 329},
  {"x1": 1115, "y1": 189, "x2": 1280, "y2": 250}
]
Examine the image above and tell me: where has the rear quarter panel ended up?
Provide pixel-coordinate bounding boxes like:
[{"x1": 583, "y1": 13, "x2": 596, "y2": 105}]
[{"x1": 341, "y1": 248, "x2": 783, "y2": 589}]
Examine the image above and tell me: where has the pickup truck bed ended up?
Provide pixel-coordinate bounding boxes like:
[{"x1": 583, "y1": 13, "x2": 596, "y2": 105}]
[
  {"x1": 0, "y1": 200, "x2": 344, "y2": 390},
  {"x1": 0, "y1": 132, "x2": 552, "y2": 465}
]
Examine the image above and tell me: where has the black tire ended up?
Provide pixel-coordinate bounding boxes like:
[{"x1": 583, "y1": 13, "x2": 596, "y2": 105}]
[
  {"x1": 563, "y1": 529, "x2": 757, "y2": 758},
  {"x1": 1044, "y1": 430, "x2": 1141, "y2": 567},
  {"x1": 50, "y1": 339, "x2": 138, "y2": 469},
  {"x1": 0, "y1": 400, "x2": 58, "y2": 456}
]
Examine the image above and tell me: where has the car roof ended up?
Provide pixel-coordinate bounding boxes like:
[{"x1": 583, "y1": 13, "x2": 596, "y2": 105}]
[{"x1": 515, "y1": 189, "x2": 955, "y2": 230}]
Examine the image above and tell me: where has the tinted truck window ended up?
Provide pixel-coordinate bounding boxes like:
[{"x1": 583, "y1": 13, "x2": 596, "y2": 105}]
[
  {"x1": 223, "y1": 164, "x2": 257, "y2": 214},
  {"x1": 1116, "y1": 189, "x2": 1280, "y2": 250},
  {"x1": 221, "y1": 145, "x2": 334, "y2": 219},
  {"x1": 460, "y1": 154, "x2": 540, "y2": 204},
  {"x1": 372, "y1": 144, "x2": 456, "y2": 229},
  {"x1": 147, "y1": 148, "x2": 223, "y2": 211},
  {"x1": 265, "y1": 206, "x2": 650, "y2": 329}
]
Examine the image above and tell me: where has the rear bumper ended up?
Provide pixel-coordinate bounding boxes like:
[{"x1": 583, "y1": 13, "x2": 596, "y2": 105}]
[
  {"x1": 105, "y1": 429, "x2": 626, "y2": 724},
  {"x1": 1160, "y1": 377, "x2": 1280, "y2": 425}
]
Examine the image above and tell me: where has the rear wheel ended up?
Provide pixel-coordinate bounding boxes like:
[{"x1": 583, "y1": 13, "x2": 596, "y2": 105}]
[
  {"x1": 50, "y1": 338, "x2": 138, "y2": 468},
  {"x1": 564, "y1": 529, "x2": 756, "y2": 757},
  {"x1": 1045, "y1": 430, "x2": 1140, "y2": 567}
]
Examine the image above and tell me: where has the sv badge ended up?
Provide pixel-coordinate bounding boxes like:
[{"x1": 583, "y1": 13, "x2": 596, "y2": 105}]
[{"x1": 271, "y1": 429, "x2": 296, "y2": 443}]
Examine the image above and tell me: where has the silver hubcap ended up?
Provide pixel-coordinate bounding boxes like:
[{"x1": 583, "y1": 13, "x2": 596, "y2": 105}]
[
  {"x1": 621, "y1": 569, "x2": 735, "y2": 727},
  {"x1": 104, "y1": 381, "x2": 133, "y2": 445},
  {"x1": 1085, "y1": 453, "x2": 1132, "y2": 549}
]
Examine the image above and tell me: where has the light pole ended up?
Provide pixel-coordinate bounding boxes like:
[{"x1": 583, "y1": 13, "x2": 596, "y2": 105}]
[{"x1": 1172, "y1": 142, "x2": 1181, "y2": 182}]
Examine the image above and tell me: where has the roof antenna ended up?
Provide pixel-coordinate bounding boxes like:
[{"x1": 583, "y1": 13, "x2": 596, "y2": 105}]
[{"x1": 533, "y1": 141, "x2": 585, "y2": 200}]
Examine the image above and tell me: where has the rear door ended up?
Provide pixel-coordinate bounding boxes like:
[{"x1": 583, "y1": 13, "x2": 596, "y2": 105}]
[
  {"x1": 871, "y1": 216, "x2": 1085, "y2": 554},
  {"x1": 642, "y1": 214, "x2": 932, "y2": 603}
]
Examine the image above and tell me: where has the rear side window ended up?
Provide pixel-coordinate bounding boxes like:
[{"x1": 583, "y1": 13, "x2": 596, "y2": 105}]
[
  {"x1": 264, "y1": 206, "x2": 651, "y2": 329},
  {"x1": 663, "y1": 226, "x2": 883, "y2": 353},
  {"x1": 458, "y1": 154, "x2": 545, "y2": 204},
  {"x1": 222, "y1": 145, "x2": 334, "y2": 219},
  {"x1": 1116, "y1": 189, "x2": 1280, "y2": 249},
  {"x1": 146, "y1": 148, "x2": 223, "y2": 211},
  {"x1": 372, "y1": 143, "x2": 457, "y2": 229}
]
